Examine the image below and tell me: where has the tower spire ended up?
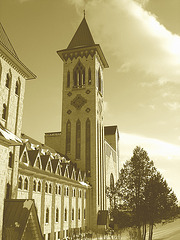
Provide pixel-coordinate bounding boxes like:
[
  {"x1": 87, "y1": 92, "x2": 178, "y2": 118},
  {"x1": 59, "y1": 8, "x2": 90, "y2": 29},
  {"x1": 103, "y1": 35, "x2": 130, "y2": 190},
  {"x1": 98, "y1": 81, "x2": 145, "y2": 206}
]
[{"x1": 83, "y1": 9, "x2": 86, "y2": 18}]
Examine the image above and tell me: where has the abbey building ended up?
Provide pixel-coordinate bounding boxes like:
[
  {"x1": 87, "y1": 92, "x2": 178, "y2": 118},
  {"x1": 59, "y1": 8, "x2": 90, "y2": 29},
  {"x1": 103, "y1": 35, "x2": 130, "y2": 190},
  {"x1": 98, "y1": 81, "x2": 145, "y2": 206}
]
[{"x1": 0, "y1": 17, "x2": 119, "y2": 239}]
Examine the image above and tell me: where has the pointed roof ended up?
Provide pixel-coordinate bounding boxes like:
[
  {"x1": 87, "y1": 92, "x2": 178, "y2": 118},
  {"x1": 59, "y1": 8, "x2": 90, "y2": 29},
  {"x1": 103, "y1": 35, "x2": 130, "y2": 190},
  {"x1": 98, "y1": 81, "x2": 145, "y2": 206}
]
[
  {"x1": 67, "y1": 17, "x2": 95, "y2": 49},
  {"x1": 3, "y1": 199, "x2": 43, "y2": 240},
  {"x1": 0, "y1": 23, "x2": 18, "y2": 58}
]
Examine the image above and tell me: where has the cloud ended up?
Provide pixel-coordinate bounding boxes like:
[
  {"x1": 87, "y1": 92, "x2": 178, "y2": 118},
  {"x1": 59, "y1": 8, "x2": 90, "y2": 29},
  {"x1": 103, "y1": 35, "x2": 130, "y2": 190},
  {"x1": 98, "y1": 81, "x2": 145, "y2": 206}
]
[
  {"x1": 164, "y1": 102, "x2": 180, "y2": 111},
  {"x1": 68, "y1": 0, "x2": 180, "y2": 84}
]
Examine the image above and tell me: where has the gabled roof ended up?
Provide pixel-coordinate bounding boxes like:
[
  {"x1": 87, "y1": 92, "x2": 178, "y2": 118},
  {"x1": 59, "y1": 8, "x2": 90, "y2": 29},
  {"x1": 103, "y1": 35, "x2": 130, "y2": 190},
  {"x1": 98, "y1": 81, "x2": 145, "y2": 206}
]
[
  {"x1": 67, "y1": 17, "x2": 95, "y2": 49},
  {"x1": 41, "y1": 155, "x2": 50, "y2": 170},
  {"x1": 27, "y1": 150, "x2": 39, "y2": 166},
  {"x1": 3, "y1": 199, "x2": 43, "y2": 240},
  {"x1": 51, "y1": 159, "x2": 60, "y2": 173},
  {"x1": 104, "y1": 125, "x2": 118, "y2": 135},
  {"x1": 0, "y1": 22, "x2": 18, "y2": 58}
]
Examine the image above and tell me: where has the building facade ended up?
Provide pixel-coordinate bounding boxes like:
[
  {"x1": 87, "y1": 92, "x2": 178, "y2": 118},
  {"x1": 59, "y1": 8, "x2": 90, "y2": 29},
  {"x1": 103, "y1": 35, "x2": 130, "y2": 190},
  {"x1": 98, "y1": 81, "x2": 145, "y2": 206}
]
[{"x1": 0, "y1": 16, "x2": 120, "y2": 239}]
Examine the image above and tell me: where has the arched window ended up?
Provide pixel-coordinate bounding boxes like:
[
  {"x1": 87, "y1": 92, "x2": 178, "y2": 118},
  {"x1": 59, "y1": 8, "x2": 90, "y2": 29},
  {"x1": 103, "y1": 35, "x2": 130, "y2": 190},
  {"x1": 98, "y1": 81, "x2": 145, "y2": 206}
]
[
  {"x1": 18, "y1": 176, "x2": 22, "y2": 189},
  {"x1": 78, "y1": 208, "x2": 81, "y2": 220},
  {"x1": 33, "y1": 180, "x2": 36, "y2": 191},
  {"x1": 38, "y1": 181, "x2": 41, "y2": 192},
  {"x1": 79, "y1": 190, "x2": 81, "y2": 198},
  {"x1": 2, "y1": 103, "x2": 7, "y2": 120},
  {"x1": 66, "y1": 187, "x2": 69, "y2": 196},
  {"x1": 76, "y1": 119, "x2": 81, "y2": 159},
  {"x1": 56, "y1": 184, "x2": 58, "y2": 194},
  {"x1": 15, "y1": 79, "x2": 21, "y2": 96},
  {"x1": 66, "y1": 120, "x2": 71, "y2": 153},
  {"x1": 5, "y1": 73, "x2": 11, "y2": 89},
  {"x1": 8, "y1": 152, "x2": 13, "y2": 168},
  {"x1": 24, "y1": 178, "x2": 28, "y2": 190},
  {"x1": 110, "y1": 173, "x2": 114, "y2": 188},
  {"x1": 98, "y1": 68, "x2": 101, "y2": 92},
  {"x1": 84, "y1": 209, "x2": 86, "y2": 219},
  {"x1": 58, "y1": 185, "x2": 61, "y2": 195},
  {"x1": 56, "y1": 208, "x2": 59, "y2": 222},
  {"x1": 49, "y1": 183, "x2": 52, "y2": 193},
  {"x1": 35, "y1": 157, "x2": 40, "y2": 168},
  {"x1": 86, "y1": 118, "x2": 91, "y2": 174},
  {"x1": 46, "y1": 208, "x2": 49, "y2": 223},
  {"x1": 45, "y1": 182, "x2": 48, "y2": 193},
  {"x1": 73, "y1": 188, "x2": 76, "y2": 197},
  {"x1": 88, "y1": 68, "x2": 91, "y2": 85},
  {"x1": 73, "y1": 61, "x2": 85, "y2": 87},
  {"x1": 72, "y1": 208, "x2": 74, "y2": 221},
  {"x1": 64, "y1": 208, "x2": 67, "y2": 221},
  {"x1": 67, "y1": 71, "x2": 70, "y2": 88}
]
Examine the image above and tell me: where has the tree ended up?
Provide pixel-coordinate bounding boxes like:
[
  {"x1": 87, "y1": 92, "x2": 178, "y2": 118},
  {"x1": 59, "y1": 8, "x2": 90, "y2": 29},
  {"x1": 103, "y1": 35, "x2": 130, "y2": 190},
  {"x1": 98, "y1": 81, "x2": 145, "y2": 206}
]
[{"x1": 108, "y1": 146, "x2": 178, "y2": 240}]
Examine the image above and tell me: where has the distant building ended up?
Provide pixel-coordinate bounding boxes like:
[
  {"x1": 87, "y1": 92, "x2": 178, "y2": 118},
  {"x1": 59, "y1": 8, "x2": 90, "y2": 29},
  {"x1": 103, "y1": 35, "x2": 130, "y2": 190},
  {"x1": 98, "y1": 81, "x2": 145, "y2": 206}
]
[{"x1": 0, "y1": 17, "x2": 120, "y2": 239}]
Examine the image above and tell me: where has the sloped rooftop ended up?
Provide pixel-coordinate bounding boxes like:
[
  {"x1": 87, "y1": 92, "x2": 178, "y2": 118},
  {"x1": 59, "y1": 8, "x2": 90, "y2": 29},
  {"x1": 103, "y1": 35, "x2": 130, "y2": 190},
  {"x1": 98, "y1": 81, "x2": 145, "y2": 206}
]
[
  {"x1": 0, "y1": 22, "x2": 18, "y2": 58},
  {"x1": 67, "y1": 17, "x2": 95, "y2": 49}
]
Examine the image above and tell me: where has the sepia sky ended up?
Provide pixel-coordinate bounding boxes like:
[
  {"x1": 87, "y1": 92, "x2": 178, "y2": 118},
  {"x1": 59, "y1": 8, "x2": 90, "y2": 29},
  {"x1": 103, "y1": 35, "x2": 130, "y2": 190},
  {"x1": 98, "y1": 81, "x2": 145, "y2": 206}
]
[{"x1": 1, "y1": 0, "x2": 180, "y2": 200}]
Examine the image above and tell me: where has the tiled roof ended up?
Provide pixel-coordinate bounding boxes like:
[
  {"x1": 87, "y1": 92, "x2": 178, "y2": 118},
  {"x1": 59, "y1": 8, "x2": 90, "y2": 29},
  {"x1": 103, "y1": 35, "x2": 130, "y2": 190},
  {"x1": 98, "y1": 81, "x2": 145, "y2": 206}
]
[
  {"x1": 3, "y1": 199, "x2": 43, "y2": 240},
  {"x1": 67, "y1": 17, "x2": 95, "y2": 49},
  {"x1": 104, "y1": 125, "x2": 118, "y2": 135},
  {"x1": 0, "y1": 22, "x2": 18, "y2": 58}
]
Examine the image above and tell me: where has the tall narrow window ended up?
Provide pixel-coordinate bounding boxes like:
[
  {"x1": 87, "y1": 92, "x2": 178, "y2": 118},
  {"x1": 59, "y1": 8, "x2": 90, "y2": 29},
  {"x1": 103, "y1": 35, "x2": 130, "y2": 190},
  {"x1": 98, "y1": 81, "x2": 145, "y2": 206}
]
[
  {"x1": 86, "y1": 118, "x2": 91, "y2": 174},
  {"x1": 73, "y1": 61, "x2": 85, "y2": 87},
  {"x1": 18, "y1": 176, "x2": 22, "y2": 189},
  {"x1": 6, "y1": 183, "x2": 11, "y2": 199},
  {"x1": 66, "y1": 120, "x2": 71, "y2": 153},
  {"x1": 76, "y1": 119, "x2": 81, "y2": 160},
  {"x1": 38, "y1": 181, "x2": 41, "y2": 192},
  {"x1": 88, "y1": 68, "x2": 91, "y2": 85},
  {"x1": 72, "y1": 208, "x2": 74, "y2": 221},
  {"x1": 46, "y1": 208, "x2": 49, "y2": 223},
  {"x1": 15, "y1": 79, "x2": 21, "y2": 96},
  {"x1": 8, "y1": 152, "x2": 13, "y2": 168},
  {"x1": 84, "y1": 209, "x2": 86, "y2": 219},
  {"x1": 64, "y1": 208, "x2": 67, "y2": 221},
  {"x1": 24, "y1": 178, "x2": 28, "y2": 190},
  {"x1": 67, "y1": 71, "x2": 70, "y2": 88},
  {"x1": 5, "y1": 73, "x2": 11, "y2": 89},
  {"x1": 98, "y1": 68, "x2": 101, "y2": 93},
  {"x1": 56, "y1": 208, "x2": 59, "y2": 222},
  {"x1": 2, "y1": 103, "x2": 7, "y2": 120},
  {"x1": 78, "y1": 208, "x2": 81, "y2": 220},
  {"x1": 58, "y1": 185, "x2": 61, "y2": 195},
  {"x1": 33, "y1": 180, "x2": 36, "y2": 191},
  {"x1": 49, "y1": 183, "x2": 52, "y2": 193}
]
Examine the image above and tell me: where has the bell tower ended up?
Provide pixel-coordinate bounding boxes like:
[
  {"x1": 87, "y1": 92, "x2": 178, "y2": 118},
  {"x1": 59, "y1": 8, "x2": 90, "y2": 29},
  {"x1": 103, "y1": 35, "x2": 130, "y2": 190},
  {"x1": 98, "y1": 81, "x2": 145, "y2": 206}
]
[{"x1": 57, "y1": 16, "x2": 109, "y2": 230}]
